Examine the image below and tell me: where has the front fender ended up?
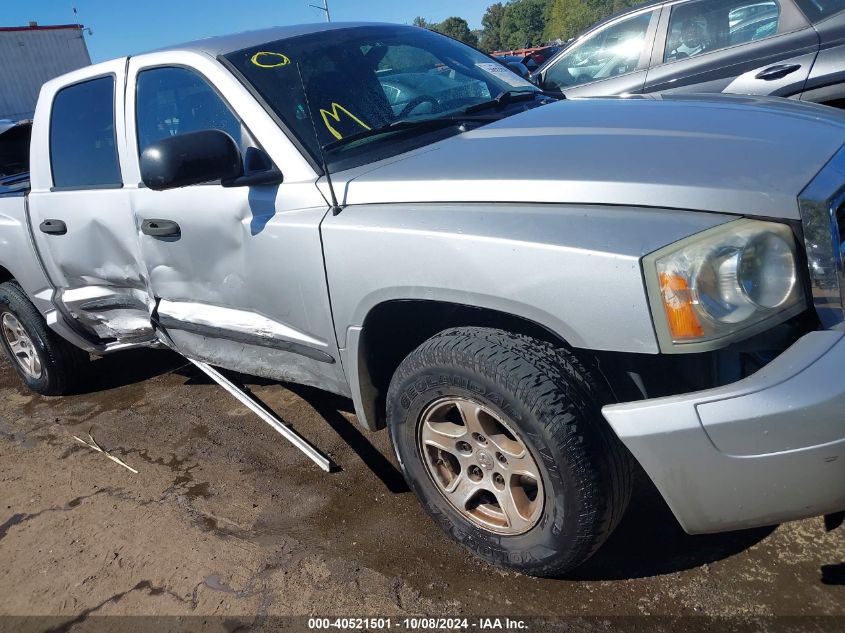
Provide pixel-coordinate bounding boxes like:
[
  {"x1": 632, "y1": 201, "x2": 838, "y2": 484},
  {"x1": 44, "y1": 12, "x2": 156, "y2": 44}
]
[{"x1": 322, "y1": 202, "x2": 733, "y2": 354}]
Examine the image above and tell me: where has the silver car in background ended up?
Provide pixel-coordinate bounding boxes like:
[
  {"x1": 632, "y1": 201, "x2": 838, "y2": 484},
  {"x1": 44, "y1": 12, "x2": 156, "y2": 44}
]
[{"x1": 532, "y1": 0, "x2": 845, "y2": 107}]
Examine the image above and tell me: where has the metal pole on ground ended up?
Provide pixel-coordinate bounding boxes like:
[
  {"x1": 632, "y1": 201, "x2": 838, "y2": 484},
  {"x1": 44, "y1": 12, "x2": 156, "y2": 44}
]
[{"x1": 188, "y1": 358, "x2": 334, "y2": 472}]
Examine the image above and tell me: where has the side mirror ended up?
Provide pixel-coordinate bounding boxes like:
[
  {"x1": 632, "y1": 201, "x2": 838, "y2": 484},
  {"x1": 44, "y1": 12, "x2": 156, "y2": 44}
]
[
  {"x1": 141, "y1": 129, "x2": 242, "y2": 191},
  {"x1": 506, "y1": 61, "x2": 532, "y2": 80},
  {"x1": 222, "y1": 146, "x2": 283, "y2": 188}
]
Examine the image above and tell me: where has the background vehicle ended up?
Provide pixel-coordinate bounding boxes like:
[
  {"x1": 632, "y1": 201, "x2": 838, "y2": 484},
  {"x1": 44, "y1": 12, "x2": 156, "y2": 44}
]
[
  {"x1": 0, "y1": 120, "x2": 31, "y2": 177},
  {"x1": 0, "y1": 173, "x2": 30, "y2": 196},
  {"x1": 0, "y1": 22, "x2": 843, "y2": 578},
  {"x1": 492, "y1": 45, "x2": 562, "y2": 71},
  {"x1": 532, "y1": 0, "x2": 845, "y2": 107}
]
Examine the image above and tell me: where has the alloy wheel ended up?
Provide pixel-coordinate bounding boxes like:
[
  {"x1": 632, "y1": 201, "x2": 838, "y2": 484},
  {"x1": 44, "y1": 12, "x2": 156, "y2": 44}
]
[
  {"x1": 1, "y1": 313, "x2": 42, "y2": 379},
  {"x1": 418, "y1": 397, "x2": 544, "y2": 535}
]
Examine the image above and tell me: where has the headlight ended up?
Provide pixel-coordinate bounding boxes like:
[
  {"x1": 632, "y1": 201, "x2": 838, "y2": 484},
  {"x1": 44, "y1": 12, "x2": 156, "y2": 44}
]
[{"x1": 643, "y1": 219, "x2": 806, "y2": 352}]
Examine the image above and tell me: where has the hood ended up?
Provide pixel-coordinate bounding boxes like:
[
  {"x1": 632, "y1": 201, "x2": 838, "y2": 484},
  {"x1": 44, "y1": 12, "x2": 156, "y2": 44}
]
[{"x1": 338, "y1": 95, "x2": 845, "y2": 219}]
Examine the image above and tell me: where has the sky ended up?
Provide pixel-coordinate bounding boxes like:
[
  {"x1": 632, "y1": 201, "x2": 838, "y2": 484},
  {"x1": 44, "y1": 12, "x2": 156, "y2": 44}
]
[{"x1": 5, "y1": 1, "x2": 493, "y2": 62}]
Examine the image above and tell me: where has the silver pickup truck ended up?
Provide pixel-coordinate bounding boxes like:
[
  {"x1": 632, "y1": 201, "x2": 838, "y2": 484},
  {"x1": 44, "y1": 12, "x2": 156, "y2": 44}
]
[{"x1": 1, "y1": 22, "x2": 843, "y2": 577}]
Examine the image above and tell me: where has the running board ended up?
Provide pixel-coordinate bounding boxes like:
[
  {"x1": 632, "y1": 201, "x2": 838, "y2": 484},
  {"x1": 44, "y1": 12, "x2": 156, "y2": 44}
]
[{"x1": 188, "y1": 359, "x2": 334, "y2": 472}]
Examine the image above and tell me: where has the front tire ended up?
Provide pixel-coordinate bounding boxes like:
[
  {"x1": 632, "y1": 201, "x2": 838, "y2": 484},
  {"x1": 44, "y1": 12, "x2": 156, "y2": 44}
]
[
  {"x1": 0, "y1": 281, "x2": 88, "y2": 395},
  {"x1": 387, "y1": 327, "x2": 632, "y2": 577}
]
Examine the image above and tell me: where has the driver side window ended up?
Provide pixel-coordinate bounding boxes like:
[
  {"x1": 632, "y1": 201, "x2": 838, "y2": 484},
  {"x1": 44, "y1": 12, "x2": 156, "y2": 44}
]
[
  {"x1": 135, "y1": 66, "x2": 246, "y2": 156},
  {"x1": 544, "y1": 10, "x2": 656, "y2": 91}
]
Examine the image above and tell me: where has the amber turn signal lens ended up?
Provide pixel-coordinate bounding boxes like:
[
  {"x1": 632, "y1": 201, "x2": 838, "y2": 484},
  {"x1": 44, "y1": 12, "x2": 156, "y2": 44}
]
[{"x1": 658, "y1": 273, "x2": 704, "y2": 340}]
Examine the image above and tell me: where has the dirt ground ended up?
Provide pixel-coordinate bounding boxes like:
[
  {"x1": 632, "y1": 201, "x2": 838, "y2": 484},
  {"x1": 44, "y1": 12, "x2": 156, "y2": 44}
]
[{"x1": 0, "y1": 349, "x2": 842, "y2": 632}]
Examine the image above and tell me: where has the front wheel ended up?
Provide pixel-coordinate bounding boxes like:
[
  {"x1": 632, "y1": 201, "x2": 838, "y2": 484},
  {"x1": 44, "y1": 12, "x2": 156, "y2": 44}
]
[{"x1": 387, "y1": 327, "x2": 632, "y2": 577}]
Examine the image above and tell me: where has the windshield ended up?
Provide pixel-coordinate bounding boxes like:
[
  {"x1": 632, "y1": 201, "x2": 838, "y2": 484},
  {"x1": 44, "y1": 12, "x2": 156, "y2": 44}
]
[{"x1": 223, "y1": 25, "x2": 540, "y2": 168}]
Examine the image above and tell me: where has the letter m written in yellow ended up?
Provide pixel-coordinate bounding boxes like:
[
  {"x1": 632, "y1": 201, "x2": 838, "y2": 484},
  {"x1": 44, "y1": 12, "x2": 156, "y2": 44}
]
[{"x1": 319, "y1": 103, "x2": 371, "y2": 140}]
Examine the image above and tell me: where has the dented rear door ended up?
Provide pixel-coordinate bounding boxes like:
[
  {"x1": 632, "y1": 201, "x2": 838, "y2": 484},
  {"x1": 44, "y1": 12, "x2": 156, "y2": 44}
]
[{"x1": 27, "y1": 59, "x2": 155, "y2": 344}]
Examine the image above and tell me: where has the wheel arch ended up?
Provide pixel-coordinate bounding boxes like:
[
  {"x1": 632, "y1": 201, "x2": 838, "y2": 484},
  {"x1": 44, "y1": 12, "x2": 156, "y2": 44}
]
[
  {"x1": 345, "y1": 299, "x2": 577, "y2": 431},
  {"x1": 0, "y1": 265, "x2": 13, "y2": 285}
]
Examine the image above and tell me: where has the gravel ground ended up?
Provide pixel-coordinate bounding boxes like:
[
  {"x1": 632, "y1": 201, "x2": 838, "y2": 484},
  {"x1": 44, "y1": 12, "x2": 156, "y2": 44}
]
[{"x1": 0, "y1": 349, "x2": 842, "y2": 632}]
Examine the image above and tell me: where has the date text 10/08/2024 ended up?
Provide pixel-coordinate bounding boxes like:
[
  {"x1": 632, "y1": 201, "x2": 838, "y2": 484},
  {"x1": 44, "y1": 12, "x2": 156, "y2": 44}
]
[{"x1": 307, "y1": 617, "x2": 528, "y2": 630}]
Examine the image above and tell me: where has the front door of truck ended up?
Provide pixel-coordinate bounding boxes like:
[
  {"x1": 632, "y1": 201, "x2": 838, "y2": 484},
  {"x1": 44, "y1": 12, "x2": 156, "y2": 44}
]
[
  {"x1": 124, "y1": 55, "x2": 348, "y2": 395},
  {"x1": 27, "y1": 61, "x2": 155, "y2": 344}
]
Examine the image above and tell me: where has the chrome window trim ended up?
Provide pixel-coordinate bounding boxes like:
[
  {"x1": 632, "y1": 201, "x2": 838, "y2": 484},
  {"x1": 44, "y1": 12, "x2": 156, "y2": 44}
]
[{"x1": 798, "y1": 145, "x2": 845, "y2": 329}]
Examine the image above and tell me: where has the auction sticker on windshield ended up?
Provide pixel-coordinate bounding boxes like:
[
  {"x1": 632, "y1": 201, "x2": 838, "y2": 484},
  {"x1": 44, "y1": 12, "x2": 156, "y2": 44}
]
[{"x1": 475, "y1": 62, "x2": 535, "y2": 88}]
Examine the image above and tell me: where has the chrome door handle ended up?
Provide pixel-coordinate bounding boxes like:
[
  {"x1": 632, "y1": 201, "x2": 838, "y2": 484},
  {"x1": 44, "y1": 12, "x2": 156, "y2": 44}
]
[{"x1": 756, "y1": 64, "x2": 801, "y2": 81}]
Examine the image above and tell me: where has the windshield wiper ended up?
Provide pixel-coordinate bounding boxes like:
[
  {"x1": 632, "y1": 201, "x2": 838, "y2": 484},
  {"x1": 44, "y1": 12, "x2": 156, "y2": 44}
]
[
  {"x1": 322, "y1": 114, "x2": 501, "y2": 151},
  {"x1": 463, "y1": 90, "x2": 540, "y2": 114}
]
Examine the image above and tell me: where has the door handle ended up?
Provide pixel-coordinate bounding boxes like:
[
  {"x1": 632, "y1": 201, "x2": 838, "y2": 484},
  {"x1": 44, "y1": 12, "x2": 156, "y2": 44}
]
[
  {"x1": 39, "y1": 219, "x2": 67, "y2": 235},
  {"x1": 756, "y1": 64, "x2": 801, "y2": 81},
  {"x1": 141, "y1": 219, "x2": 181, "y2": 238}
]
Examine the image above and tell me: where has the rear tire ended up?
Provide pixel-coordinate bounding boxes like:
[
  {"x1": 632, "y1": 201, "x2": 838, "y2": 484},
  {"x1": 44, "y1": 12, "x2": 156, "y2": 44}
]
[
  {"x1": 0, "y1": 281, "x2": 88, "y2": 395},
  {"x1": 386, "y1": 327, "x2": 632, "y2": 577}
]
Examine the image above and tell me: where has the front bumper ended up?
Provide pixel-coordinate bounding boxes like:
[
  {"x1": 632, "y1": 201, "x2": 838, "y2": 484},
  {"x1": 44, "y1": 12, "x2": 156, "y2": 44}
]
[{"x1": 602, "y1": 329, "x2": 845, "y2": 534}]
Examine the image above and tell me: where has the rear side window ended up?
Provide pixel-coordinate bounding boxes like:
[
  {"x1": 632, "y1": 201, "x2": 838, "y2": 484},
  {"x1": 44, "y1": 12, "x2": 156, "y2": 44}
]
[
  {"x1": 794, "y1": 0, "x2": 845, "y2": 21},
  {"x1": 664, "y1": 0, "x2": 782, "y2": 63},
  {"x1": 49, "y1": 76, "x2": 122, "y2": 188},
  {"x1": 135, "y1": 66, "x2": 244, "y2": 155}
]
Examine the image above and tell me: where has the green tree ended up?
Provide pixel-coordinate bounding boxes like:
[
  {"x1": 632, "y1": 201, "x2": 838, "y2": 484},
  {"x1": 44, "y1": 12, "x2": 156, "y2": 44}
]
[
  {"x1": 431, "y1": 16, "x2": 479, "y2": 47},
  {"x1": 499, "y1": 0, "x2": 552, "y2": 49},
  {"x1": 412, "y1": 16, "x2": 431, "y2": 28},
  {"x1": 544, "y1": 0, "x2": 596, "y2": 41},
  {"x1": 480, "y1": 2, "x2": 506, "y2": 51},
  {"x1": 544, "y1": 0, "x2": 647, "y2": 43},
  {"x1": 613, "y1": 0, "x2": 644, "y2": 10}
]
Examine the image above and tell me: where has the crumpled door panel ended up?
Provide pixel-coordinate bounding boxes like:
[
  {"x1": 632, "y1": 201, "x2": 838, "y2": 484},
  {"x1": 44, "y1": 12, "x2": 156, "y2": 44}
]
[{"x1": 27, "y1": 188, "x2": 156, "y2": 345}]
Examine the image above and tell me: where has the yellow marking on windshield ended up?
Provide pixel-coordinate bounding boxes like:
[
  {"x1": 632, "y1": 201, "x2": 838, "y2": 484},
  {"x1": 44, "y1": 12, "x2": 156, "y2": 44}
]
[
  {"x1": 251, "y1": 52, "x2": 291, "y2": 68},
  {"x1": 319, "y1": 102, "x2": 371, "y2": 140}
]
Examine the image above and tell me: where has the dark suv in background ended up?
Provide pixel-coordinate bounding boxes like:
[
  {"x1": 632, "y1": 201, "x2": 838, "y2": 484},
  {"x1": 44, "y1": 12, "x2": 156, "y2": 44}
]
[{"x1": 533, "y1": 0, "x2": 845, "y2": 106}]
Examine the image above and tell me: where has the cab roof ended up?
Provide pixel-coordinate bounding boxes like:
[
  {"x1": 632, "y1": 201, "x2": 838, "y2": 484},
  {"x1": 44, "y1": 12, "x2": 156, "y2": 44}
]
[{"x1": 151, "y1": 21, "x2": 406, "y2": 58}]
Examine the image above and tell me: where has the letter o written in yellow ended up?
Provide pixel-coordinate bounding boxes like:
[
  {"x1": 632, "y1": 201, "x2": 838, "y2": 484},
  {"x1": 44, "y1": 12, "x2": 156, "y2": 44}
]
[{"x1": 251, "y1": 52, "x2": 291, "y2": 68}]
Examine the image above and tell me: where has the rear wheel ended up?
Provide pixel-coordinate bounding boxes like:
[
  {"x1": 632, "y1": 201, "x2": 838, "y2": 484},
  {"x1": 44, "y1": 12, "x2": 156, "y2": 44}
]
[
  {"x1": 0, "y1": 281, "x2": 88, "y2": 395},
  {"x1": 387, "y1": 327, "x2": 633, "y2": 577}
]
